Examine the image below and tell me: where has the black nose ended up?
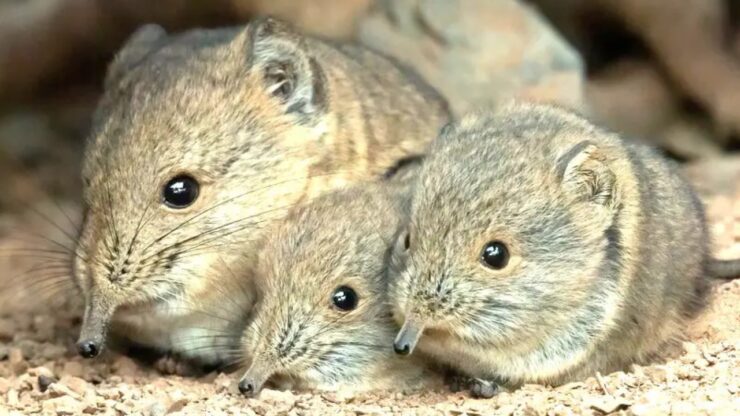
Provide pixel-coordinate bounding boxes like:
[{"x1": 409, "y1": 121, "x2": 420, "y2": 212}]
[
  {"x1": 393, "y1": 341, "x2": 411, "y2": 356},
  {"x1": 76, "y1": 340, "x2": 99, "y2": 358},
  {"x1": 238, "y1": 379, "x2": 255, "y2": 397}
]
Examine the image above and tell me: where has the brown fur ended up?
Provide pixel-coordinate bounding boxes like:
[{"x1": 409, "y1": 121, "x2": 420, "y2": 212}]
[
  {"x1": 390, "y1": 103, "x2": 715, "y2": 393},
  {"x1": 73, "y1": 17, "x2": 449, "y2": 365},
  {"x1": 237, "y1": 173, "x2": 440, "y2": 396}
]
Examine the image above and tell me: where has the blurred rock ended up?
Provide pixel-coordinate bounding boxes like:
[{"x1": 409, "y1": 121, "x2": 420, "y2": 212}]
[
  {"x1": 586, "y1": 59, "x2": 677, "y2": 139},
  {"x1": 359, "y1": 0, "x2": 585, "y2": 116},
  {"x1": 233, "y1": 0, "x2": 373, "y2": 39}
]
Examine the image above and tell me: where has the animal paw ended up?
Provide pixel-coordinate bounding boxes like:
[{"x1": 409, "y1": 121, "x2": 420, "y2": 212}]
[
  {"x1": 469, "y1": 378, "x2": 500, "y2": 398},
  {"x1": 154, "y1": 354, "x2": 199, "y2": 376},
  {"x1": 444, "y1": 373, "x2": 469, "y2": 393},
  {"x1": 445, "y1": 373, "x2": 501, "y2": 398}
]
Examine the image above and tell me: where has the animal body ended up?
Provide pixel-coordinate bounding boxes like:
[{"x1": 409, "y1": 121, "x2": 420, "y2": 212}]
[
  {"x1": 72, "y1": 16, "x2": 449, "y2": 369},
  {"x1": 390, "y1": 102, "x2": 739, "y2": 397},
  {"x1": 237, "y1": 174, "x2": 439, "y2": 396}
]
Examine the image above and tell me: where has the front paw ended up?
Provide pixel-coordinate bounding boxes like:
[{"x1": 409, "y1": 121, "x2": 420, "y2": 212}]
[
  {"x1": 154, "y1": 354, "x2": 200, "y2": 377},
  {"x1": 469, "y1": 378, "x2": 500, "y2": 398},
  {"x1": 445, "y1": 372, "x2": 502, "y2": 398}
]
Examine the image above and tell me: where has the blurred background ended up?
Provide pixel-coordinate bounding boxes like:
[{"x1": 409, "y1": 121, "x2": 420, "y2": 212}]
[{"x1": 0, "y1": 0, "x2": 739, "y2": 273}]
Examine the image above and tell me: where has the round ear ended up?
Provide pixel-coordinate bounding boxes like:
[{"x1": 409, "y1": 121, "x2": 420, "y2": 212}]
[
  {"x1": 106, "y1": 24, "x2": 168, "y2": 88},
  {"x1": 238, "y1": 17, "x2": 327, "y2": 120},
  {"x1": 557, "y1": 141, "x2": 618, "y2": 209}
]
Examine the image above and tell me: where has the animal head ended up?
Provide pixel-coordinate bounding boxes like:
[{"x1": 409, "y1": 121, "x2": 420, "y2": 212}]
[
  {"x1": 391, "y1": 103, "x2": 625, "y2": 356},
  {"x1": 74, "y1": 17, "x2": 335, "y2": 358},
  {"x1": 238, "y1": 186, "x2": 408, "y2": 396}
]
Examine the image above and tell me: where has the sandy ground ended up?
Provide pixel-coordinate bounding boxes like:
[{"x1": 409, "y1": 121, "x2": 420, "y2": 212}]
[{"x1": 0, "y1": 158, "x2": 739, "y2": 416}]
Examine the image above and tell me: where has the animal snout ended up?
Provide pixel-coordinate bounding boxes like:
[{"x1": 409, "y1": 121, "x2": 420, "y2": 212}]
[
  {"x1": 393, "y1": 320, "x2": 425, "y2": 356},
  {"x1": 238, "y1": 378, "x2": 258, "y2": 397},
  {"x1": 76, "y1": 339, "x2": 100, "y2": 358},
  {"x1": 393, "y1": 340, "x2": 411, "y2": 356}
]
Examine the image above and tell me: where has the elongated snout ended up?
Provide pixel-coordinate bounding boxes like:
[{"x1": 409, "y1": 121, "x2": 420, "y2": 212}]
[
  {"x1": 238, "y1": 362, "x2": 272, "y2": 398},
  {"x1": 393, "y1": 320, "x2": 425, "y2": 356},
  {"x1": 76, "y1": 300, "x2": 114, "y2": 359}
]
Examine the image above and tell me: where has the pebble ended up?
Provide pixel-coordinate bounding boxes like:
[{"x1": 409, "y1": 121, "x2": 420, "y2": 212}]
[
  {"x1": 42, "y1": 396, "x2": 84, "y2": 415},
  {"x1": 0, "y1": 377, "x2": 11, "y2": 394},
  {"x1": 0, "y1": 318, "x2": 14, "y2": 341},
  {"x1": 260, "y1": 388, "x2": 297, "y2": 406},
  {"x1": 587, "y1": 396, "x2": 632, "y2": 414},
  {"x1": 38, "y1": 374, "x2": 57, "y2": 392},
  {"x1": 147, "y1": 401, "x2": 167, "y2": 416},
  {"x1": 7, "y1": 388, "x2": 19, "y2": 407},
  {"x1": 60, "y1": 375, "x2": 89, "y2": 396},
  {"x1": 62, "y1": 361, "x2": 84, "y2": 378},
  {"x1": 113, "y1": 356, "x2": 139, "y2": 377},
  {"x1": 39, "y1": 343, "x2": 67, "y2": 360},
  {"x1": 213, "y1": 372, "x2": 232, "y2": 393},
  {"x1": 8, "y1": 348, "x2": 27, "y2": 375}
]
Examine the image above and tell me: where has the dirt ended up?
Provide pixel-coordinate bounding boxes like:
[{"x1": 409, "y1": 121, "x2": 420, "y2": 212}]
[{"x1": 0, "y1": 159, "x2": 739, "y2": 415}]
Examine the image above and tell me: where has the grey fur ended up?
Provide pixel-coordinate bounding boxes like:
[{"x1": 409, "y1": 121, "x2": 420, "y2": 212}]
[{"x1": 391, "y1": 103, "x2": 727, "y2": 390}]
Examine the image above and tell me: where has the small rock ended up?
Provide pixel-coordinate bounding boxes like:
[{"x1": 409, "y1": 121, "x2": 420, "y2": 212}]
[
  {"x1": 0, "y1": 318, "x2": 14, "y2": 341},
  {"x1": 8, "y1": 347, "x2": 27, "y2": 374},
  {"x1": 213, "y1": 372, "x2": 232, "y2": 393},
  {"x1": 359, "y1": 0, "x2": 585, "y2": 116},
  {"x1": 167, "y1": 398, "x2": 188, "y2": 414},
  {"x1": 42, "y1": 396, "x2": 84, "y2": 415},
  {"x1": 16, "y1": 339, "x2": 40, "y2": 358},
  {"x1": 28, "y1": 366, "x2": 55, "y2": 379},
  {"x1": 60, "y1": 375, "x2": 89, "y2": 396},
  {"x1": 38, "y1": 374, "x2": 57, "y2": 392},
  {"x1": 8, "y1": 347, "x2": 24, "y2": 364},
  {"x1": 693, "y1": 358, "x2": 710, "y2": 369},
  {"x1": 148, "y1": 401, "x2": 167, "y2": 416},
  {"x1": 260, "y1": 388, "x2": 297, "y2": 406},
  {"x1": 62, "y1": 361, "x2": 84, "y2": 378},
  {"x1": 644, "y1": 366, "x2": 670, "y2": 384},
  {"x1": 587, "y1": 396, "x2": 632, "y2": 414},
  {"x1": 39, "y1": 343, "x2": 67, "y2": 360},
  {"x1": 113, "y1": 356, "x2": 140, "y2": 377},
  {"x1": 0, "y1": 377, "x2": 11, "y2": 394},
  {"x1": 7, "y1": 388, "x2": 19, "y2": 407},
  {"x1": 47, "y1": 381, "x2": 81, "y2": 400}
]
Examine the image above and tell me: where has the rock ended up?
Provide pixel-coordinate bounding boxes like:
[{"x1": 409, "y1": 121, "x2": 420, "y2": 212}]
[
  {"x1": 0, "y1": 377, "x2": 11, "y2": 394},
  {"x1": 6, "y1": 388, "x2": 19, "y2": 407},
  {"x1": 42, "y1": 395, "x2": 84, "y2": 415},
  {"x1": 113, "y1": 355, "x2": 140, "y2": 377},
  {"x1": 359, "y1": 0, "x2": 584, "y2": 116},
  {"x1": 260, "y1": 388, "x2": 297, "y2": 406},
  {"x1": 47, "y1": 382, "x2": 81, "y2": 400},
  {"x1": 59, "y1": 375, "x2": 89, "y2": 396},
  {"x1": 8, "y1": 348, "x2": 23, "y2": 364},
  {"x1": 586, "y1": 59, "x2": 677, "y2": 139},
  {"x1": 8, "y1": 348, "x2": 27, "y2": 375},
  {"x1": 213, "y1": 373, "x2": 232, "y2": 394},
  {"x1": 61, "y1": 361, "x2": 84, "y2": 378},
  {"x1": 38, "y1": 374, "x2": 57, "y2": 393},
  {"x1": 147, "y1": 401, "x2": 167, "y2": 416},
  {"x1": 587, "y1": 396, "x2": 632, "y2": 414},
  {"x1": 39, "y1": 343, "x2": 67, "y2": 360},
  {"x1": 0, "y1": 318, "x2": 14, "y2": 341},
  {"x1": 233, "y1": 0, "x2": 373, "y2": 39}
]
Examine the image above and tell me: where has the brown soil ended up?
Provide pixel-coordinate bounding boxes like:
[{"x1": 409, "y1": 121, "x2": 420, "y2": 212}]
[{"x1": 0, "y1": 160, "x2": 738, "y2": 416}]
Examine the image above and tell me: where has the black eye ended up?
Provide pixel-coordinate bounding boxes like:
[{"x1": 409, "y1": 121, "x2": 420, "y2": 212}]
[
  {"x1": 162, "y1": 175, "x2": 199, "y2": 209},
  {"x1": 332, "y1": 286, "x2": 358, "y2": 311},
  {"x1": 403, "y1": 232, "x2": 410, "y2": 251},
  {"x1": 480, "y1": 241, "x2": 509, "y2": 269}
]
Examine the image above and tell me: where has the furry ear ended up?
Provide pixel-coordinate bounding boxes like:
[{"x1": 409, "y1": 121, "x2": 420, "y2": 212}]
[
  {"x1": 106, "y1": 24, "x2": 167, "y2": 87},
  {"x1": 557, "y1": 141, "x2": 617, "y2": 208},
  {"x1": 244, "y1": 17, "x2": 327, "y2": 118}
]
